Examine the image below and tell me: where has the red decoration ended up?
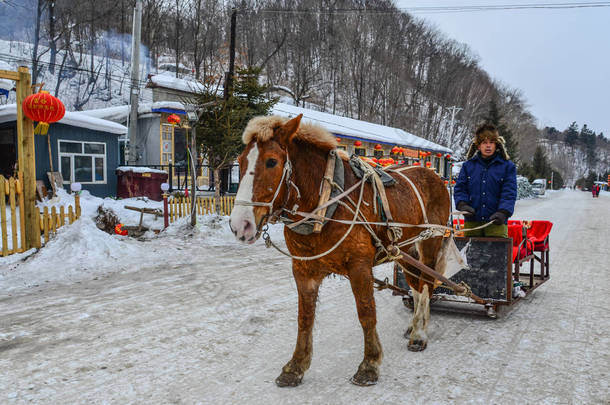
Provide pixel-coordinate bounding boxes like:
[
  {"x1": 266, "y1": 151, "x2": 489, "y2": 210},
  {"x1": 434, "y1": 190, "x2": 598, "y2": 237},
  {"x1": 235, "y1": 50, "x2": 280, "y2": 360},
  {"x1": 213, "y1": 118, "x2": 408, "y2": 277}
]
[
  {"x1": 444, "y1": 180, "x2": 449, "y2": 186},
  {"x1": 167, "y1": 114, "x2": 181, "y2": 125},
  {"x1": 22, "y1": 91, "x2": 65, "y2": 135},
  {"x1": 446, "y1": 154, "x2": 452, "y2": 159},
  {"x1": 354, "y1": 140, "x2": 362, "y2": 147},
  {"x1": 336, "y1": 137, "x2": 342, "y2": 142},
  {"x1": 114, "y1": 223, "x2": 128, "y2": 236},
  {"x1": 425, "y1": 161, "x2": 432, "y2": 168},
  {"x1": 372, "y1": 157, "x2": 378, "y2": 163},
  {"x1": 451, "y1": 180, "x2": 456, "y2": 185},
  {"x1": 413, "y1": 161, "x2": 421, "y2": 166},
  {"x1": 436, "y1": 152, "x2": 442, "y2": 158},
  {"x1": 374, "y1": 144, "x2": 382, "y2": 150},
  {"x1": 391, "y1": 146, "x2": 400, "y2": 154}
]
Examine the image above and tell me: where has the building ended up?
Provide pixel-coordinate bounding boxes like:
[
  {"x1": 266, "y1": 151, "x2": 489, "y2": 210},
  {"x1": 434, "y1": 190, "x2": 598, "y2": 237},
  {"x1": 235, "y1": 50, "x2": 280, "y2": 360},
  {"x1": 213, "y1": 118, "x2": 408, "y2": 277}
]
[{"x1": 0, "y1": 104, "x2": 126, "y2": 197}]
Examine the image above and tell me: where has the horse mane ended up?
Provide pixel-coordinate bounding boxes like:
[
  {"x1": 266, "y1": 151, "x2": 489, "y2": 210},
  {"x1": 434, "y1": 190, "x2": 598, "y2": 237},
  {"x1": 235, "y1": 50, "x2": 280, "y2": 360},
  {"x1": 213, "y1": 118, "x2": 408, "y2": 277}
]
[{"x1": 243, "y1": 115, "x2": 339, "y2": 152}]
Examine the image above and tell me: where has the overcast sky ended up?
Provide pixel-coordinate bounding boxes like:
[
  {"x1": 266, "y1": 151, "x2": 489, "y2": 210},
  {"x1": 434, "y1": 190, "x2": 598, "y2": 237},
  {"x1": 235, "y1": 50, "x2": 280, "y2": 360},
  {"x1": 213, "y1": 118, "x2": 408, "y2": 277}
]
[{"x1": 393, "y1": 0, "x2": 610, "y2": 137}]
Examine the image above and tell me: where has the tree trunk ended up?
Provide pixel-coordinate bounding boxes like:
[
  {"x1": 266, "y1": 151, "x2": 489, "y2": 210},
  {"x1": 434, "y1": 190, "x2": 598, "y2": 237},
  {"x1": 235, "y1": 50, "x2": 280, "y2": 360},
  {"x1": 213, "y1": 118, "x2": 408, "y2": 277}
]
[
  {"x1": 48, "y1": 0, "x2": 56, "y2": 74},
  {"x1": 32, "y1": 0, "x2": 43, "y2": 85},
  {"x1": 213, "y1": 167, "x2": 221, "y2": 215}
]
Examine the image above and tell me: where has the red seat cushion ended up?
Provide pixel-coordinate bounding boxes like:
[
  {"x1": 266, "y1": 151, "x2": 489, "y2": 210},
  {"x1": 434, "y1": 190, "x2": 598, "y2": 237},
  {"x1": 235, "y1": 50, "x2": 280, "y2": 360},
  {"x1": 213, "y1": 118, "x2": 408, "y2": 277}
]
[
  {"x1": 507, "y1": 224, "x2": 522, "y2": 247},
  {"x1": 527, "y1": 221, "x2": 553, "y2": 251}
]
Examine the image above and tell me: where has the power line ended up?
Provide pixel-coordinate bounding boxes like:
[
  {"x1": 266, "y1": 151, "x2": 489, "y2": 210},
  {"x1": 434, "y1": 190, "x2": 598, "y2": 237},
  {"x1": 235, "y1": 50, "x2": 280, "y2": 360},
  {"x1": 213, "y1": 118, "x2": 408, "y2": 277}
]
[{"x1": 256, "y1": 1, "x2": 610, "y2": 15}]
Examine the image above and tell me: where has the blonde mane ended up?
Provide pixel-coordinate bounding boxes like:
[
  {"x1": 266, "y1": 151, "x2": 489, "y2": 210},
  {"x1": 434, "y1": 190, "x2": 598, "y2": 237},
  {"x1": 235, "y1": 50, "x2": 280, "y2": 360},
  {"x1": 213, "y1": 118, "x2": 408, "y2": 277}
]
[{"x1": 242, "y1": 115, "x2": 339, "y2": 151}]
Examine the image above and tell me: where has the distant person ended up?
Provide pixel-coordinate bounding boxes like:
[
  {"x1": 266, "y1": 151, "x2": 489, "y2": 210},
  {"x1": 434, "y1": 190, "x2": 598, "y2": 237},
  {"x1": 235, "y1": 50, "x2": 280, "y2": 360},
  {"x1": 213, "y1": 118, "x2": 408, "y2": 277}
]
[
  {"x1": 454, "y1": 124, "x2": 517, "y2": 238},
  {"x1": 592, "y1": 185, "x2": 597, "y2": 198}
]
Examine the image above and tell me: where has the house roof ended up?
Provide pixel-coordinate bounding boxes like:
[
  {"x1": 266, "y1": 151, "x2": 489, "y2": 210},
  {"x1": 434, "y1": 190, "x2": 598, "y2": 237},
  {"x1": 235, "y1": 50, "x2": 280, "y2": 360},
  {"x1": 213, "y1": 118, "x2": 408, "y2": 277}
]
[
  {"x1": 147, "y1": 72, "x2": 205, "y2": 94},
  {"x1": 0, "y1": 104, "x2": 127, "y2": 135},
  {"x1": 272, "y1": 103, "x2": 452, "y2": 153},
  {"x1": 77, "y1": 101, "x2": 187, "y2": 123}
]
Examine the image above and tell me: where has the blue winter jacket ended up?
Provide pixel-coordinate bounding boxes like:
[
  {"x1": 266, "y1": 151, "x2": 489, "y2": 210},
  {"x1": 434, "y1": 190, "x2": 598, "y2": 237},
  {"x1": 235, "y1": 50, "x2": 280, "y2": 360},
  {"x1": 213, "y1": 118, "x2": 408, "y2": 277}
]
[{"x1": 454, "y1": 152, "x2": 517, "y2": 223}]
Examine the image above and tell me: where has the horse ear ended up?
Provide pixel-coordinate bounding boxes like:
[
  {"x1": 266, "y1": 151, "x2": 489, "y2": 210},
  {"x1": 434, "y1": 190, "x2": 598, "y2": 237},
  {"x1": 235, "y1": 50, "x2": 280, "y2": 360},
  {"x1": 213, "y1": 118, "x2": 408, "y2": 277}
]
[{"x1": 277, "y1": 114, "x2": 302, "y2": 146}]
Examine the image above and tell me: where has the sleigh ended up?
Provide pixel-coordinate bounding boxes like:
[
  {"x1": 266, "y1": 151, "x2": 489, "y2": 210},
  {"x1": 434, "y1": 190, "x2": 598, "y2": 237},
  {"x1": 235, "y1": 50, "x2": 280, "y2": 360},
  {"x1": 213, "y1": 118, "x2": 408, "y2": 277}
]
[{"x1": 391, "y1": 219, "x2": 553, "y2": 318}]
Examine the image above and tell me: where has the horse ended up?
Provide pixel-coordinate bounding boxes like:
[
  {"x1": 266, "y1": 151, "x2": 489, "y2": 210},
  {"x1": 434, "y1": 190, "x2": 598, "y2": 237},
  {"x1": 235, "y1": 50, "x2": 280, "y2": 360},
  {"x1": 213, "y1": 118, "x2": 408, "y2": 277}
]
[{"x1": 229, "y1": 114, "x2": 451, "y2": 386}]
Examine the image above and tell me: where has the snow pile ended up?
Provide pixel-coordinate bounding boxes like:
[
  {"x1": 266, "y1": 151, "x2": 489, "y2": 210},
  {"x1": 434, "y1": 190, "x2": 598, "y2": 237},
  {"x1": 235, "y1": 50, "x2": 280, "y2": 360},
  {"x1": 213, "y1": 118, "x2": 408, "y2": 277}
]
[
  {"x1": 0, "y1": 189, "x2": 284, "y2": 292},
  {"x1": 116, "y1": 166, "x2": 167, "y2": 174}
]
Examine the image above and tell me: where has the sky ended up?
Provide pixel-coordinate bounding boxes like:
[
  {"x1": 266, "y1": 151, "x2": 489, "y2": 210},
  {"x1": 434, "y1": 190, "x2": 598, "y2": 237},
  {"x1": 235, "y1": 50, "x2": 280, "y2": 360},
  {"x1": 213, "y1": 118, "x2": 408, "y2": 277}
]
[{"x1": 393, "y1": 0, "x2": 610, "y2": 136}]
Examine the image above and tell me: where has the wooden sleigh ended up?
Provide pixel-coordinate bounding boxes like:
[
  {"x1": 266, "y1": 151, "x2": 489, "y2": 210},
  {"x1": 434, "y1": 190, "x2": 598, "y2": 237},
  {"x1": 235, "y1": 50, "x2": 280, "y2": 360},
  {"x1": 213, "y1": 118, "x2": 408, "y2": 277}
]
[{"x1": 391, "y1": 219, "x2": 553, "y2": 318}]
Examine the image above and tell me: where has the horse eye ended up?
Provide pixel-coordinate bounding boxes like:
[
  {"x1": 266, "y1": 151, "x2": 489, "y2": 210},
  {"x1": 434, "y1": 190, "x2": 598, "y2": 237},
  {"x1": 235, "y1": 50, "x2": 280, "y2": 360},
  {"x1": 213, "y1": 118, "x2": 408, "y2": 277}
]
[{"x1": 266, "y1": 158, "x2": 278, "y2": 168}]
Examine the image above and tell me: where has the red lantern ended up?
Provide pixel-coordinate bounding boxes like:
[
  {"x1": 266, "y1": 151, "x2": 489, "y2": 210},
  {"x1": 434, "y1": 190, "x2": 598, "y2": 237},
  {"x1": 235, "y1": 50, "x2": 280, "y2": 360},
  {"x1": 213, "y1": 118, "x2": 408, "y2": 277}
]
[
  {"x1": 413, "y1": 161, "x2": 421, "y2": 166},
  {"x1": 354, "y1": 140, "x2": 362, "y2": 147},
  {"x1": 374, "y1": 144, "x2": 382, "y2": 150},
  {"x1": 425, "y1": 161, "x2": 432, "y2": 168},
  {"x1": 336, "y1": 137, "x2": 342, "y2": 143},
  {"x1": 436, "y1": 152, "x2": 442, "y2": 158},
  {"x1": 446, "y1": 154, "x2": 452, "y2": 159},
  {"x1": 167, "y1": 114, "x2": 181, "y2": 125},
  {"x1": 444, "y1": 180, "x2": 449, "y2": 186},
  {"x1": 451, "y1": 180, "x2": 456, "y2": 185},
  {"x1": 426, "y1": 151, "x2": 431, "y2": 157},
  {"x1": 391, "y1": 146, "x2": 399, "y2": 154},
  {"x1": 22, "y1": 90, "x2": 65, "y2": 135}
]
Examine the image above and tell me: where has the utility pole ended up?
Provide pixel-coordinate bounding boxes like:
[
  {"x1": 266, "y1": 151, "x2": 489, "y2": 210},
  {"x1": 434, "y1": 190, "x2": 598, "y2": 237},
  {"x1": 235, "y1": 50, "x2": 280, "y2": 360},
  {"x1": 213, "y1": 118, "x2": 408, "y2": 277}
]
[
  {"x1": 127, "y1": 0, "x2": 142, "y2": 165},
  {"x1": 446, "y1": 106, "x2": 462, "y2": 227}
]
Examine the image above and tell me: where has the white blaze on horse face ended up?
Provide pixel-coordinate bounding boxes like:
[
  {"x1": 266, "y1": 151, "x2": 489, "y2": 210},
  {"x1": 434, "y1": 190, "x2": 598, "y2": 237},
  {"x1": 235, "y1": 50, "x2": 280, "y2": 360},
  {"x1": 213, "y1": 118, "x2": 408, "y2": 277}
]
[{"x1": 230, "y1": 144, "x2": 259, "y2": 243}]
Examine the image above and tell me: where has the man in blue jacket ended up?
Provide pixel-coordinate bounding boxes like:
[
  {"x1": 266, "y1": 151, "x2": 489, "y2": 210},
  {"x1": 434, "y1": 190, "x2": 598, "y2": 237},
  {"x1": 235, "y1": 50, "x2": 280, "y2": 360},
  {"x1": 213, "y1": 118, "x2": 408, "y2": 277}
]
[{"x1": 454, "y1": 124, "x2": 517, "y2": 238}]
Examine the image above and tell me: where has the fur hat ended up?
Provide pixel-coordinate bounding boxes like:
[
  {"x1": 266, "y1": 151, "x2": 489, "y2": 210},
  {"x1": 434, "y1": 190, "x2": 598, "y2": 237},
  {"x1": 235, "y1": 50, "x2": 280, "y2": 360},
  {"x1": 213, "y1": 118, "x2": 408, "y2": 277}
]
[{"x1": 466, "y1": 124, "x2": 510, "y2": 160}]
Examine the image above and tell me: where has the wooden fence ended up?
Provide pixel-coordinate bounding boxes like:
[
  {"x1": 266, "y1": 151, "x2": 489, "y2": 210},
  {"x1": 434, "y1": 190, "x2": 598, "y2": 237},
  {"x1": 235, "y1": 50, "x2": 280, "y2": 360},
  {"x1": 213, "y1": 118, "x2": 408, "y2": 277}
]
[
  {"x1": 167, "y1": 196, "x2": 235, "y2": 223},
  {"x1": 1, "y1": 173, "x2": 81, "y2": 257}
]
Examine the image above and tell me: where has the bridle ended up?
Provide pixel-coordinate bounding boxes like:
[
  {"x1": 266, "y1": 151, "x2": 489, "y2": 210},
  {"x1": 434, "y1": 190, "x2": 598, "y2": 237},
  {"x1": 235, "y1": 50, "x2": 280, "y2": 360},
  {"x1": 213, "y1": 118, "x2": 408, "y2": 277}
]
[{"x1": 233, "y1": 152, "x2": 296, "y2": 238}]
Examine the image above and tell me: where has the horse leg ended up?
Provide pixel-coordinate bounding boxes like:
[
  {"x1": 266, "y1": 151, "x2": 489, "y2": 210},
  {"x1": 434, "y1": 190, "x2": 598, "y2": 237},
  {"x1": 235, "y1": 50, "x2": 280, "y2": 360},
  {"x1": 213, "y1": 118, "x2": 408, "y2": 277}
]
[
  {"x1": 348, "y1": 264, "x2": 383, "y2": 386},
  {"x1": 401, "y1": 239, "x2": 442, "y2": 351},
  {"x1": 275, "y1": 264, "x2": 324, "y2": 387}
]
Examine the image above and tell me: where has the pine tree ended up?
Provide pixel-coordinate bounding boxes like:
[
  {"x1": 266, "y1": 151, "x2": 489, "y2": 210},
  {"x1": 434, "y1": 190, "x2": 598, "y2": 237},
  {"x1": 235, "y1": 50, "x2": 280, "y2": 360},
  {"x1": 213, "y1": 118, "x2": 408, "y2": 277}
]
[
  {"x1": 195, "y1": 66, "x2": 278, "y2": 212},
  {"x1": 482, "y1": 99, "x2": 519, "y2": 162},
  {"x1": 531, "y1": 145, "x2": 551, "y2": 180},
  {"x1": 564, "y1": 122, "x2": 579, "y2": 146}
]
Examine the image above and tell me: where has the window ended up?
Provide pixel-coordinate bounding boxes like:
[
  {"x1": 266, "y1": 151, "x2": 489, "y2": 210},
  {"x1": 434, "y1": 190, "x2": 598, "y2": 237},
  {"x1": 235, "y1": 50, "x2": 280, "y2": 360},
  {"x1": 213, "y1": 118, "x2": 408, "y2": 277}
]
[
  {"x1": 160, "y1": 124, "x2": 174, "y2": 165},
  {"x1": 58, "y1": 140, "x2": 106, "y2": 184},
  {"x1": 374, "y1": 150, "x2": 383, "y2": 158},
  {"x1": 354, "y1": 148, "x2": 366, "y2": 156}
]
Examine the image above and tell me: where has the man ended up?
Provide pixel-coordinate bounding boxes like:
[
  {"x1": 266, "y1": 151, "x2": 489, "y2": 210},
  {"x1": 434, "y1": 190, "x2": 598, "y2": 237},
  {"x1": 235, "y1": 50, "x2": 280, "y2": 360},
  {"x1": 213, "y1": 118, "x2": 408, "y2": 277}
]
[{"x1": 454, "y1": 124, "x2": 517, "y2": 238}]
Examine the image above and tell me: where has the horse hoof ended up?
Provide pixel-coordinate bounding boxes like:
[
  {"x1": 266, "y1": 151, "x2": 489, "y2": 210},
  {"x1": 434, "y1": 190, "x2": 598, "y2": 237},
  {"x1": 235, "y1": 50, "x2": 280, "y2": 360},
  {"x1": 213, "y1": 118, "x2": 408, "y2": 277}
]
[
  {"x1": 408, "y1": 340, "x2": 427, "y2": 352},
  {"x1": 350, "y1": 369, "x2": 378, "y2": 386},
  {"x1": 403, "y1": 327, "x2": 413, "y2": 339},
  {"x1": 275, "y1": 371, "x2": 303, "y2": 387}
]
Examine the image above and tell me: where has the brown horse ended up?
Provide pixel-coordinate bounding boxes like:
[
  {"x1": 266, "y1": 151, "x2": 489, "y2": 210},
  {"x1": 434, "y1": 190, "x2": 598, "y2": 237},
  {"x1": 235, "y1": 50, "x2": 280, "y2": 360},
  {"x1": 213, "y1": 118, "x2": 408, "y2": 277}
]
[{"x1": 229, "y1": 114, "x2": 451, "y2": 386}]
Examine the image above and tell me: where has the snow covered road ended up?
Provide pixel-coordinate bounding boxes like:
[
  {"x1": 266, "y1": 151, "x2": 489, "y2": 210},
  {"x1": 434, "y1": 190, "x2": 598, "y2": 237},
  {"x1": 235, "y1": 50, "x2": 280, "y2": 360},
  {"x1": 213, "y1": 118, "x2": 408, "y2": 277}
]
[{"x1": 1, "y1": 190, "x2": 608, "y2": 404}]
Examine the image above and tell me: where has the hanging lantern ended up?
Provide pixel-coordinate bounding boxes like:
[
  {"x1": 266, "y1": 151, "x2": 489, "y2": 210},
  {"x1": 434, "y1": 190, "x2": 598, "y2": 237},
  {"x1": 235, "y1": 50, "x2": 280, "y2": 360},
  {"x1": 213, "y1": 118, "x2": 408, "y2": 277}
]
[
  {"x1": 426, "y1": 151, "x2": 431, "y2": 157},
  {"x1": 425, "y1": 161, "x2": 432, "y2": 168},
  {"x1": 444, "y1": 180, "x2": 449, "y2": 186},
  {"x1": 336, "y1": 137, "x2": 342, "y2": 143},
  {"x1": 451, "y1": 180, "x2": 456, "y2": 185},
  {"x1": 374, "y1": 144, "x2": 382, "y2": 150},
  {"x1": 436, "y1": 152, "x2": 442, "y2": 158},
  {"x1": 446, "y1": 154, "x2": 452, "y2": 159},
  {"x1": 22, "y1": 90, "x2": 65, "y2": 135},
  {"x1": 167, "y1": 114, "x2": 181, "y2": 125},
  {"x1": 391, "y1": 146, "x2": 400, "y2": 154},
  {"x1": 354, "y1": 140, "x2": 362, "y2": 147},
  {"x1": 413, "y1": 161, "x2": 421, "y2": 166}
]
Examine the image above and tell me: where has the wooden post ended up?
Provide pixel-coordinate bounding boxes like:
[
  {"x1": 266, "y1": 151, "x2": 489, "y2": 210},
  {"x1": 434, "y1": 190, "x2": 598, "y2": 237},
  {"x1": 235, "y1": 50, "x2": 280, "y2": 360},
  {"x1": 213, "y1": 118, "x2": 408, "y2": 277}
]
[
  {"x1": 59, "y1": 205, "x2": 65, "y2": 227},
  {"x1": 18, "y1": 172, "x2": 26, "y2": 251},
  {"x1": 15, "y1": 67, "x2": 40, "y2": 249},
  {"x1": 75, "y1": 193, "x2": 81, "y2": 219},
  {"x1": 9, "y1": 177, "x2": 17, "y2": 253},
  {"x1": 43, "y1": 206, "x2": 49, "y2": 243},
  {"x1": 1, "y1": 177, "x2": 7, "y2": 256}
]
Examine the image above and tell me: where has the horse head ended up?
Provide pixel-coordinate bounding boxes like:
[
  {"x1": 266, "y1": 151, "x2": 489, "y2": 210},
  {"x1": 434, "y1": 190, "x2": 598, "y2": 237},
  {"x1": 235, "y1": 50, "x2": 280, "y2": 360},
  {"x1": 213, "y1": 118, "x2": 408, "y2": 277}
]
[{"x1": 229, "y1": 114, "x2": 303, "y2": 243}]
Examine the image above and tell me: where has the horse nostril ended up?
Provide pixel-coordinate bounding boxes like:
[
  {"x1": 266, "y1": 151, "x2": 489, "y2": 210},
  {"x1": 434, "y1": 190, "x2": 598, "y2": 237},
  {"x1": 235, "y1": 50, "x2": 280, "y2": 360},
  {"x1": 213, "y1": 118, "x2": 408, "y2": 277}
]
[
  {"x1": 244, "y1": 221, "x2": 252, "y2": 232},
  {"x1": 240, "y1": 236, "x2": 245, "y2": 241}
]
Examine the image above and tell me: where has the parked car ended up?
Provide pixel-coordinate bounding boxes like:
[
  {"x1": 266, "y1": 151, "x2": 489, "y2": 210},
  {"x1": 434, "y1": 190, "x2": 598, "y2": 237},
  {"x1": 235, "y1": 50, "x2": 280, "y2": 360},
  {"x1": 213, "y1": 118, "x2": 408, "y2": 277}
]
[{"x1": 532, "y1": 179, "x2": 546, "y2": 195}]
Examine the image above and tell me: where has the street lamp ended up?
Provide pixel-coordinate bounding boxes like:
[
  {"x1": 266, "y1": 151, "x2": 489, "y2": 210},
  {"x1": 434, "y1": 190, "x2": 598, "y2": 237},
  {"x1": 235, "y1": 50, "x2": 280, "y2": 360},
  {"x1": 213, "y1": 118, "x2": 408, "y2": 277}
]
[{"x1": 161, "y1": 182, "x2": 169, "y2": 229}]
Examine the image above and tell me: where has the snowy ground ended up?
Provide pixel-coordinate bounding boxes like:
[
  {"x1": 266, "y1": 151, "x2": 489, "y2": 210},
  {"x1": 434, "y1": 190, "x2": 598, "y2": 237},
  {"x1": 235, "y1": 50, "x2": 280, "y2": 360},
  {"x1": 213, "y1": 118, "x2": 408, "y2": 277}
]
[{"x1": 1, "y1": 189, "x2": 608, "y2": 404}]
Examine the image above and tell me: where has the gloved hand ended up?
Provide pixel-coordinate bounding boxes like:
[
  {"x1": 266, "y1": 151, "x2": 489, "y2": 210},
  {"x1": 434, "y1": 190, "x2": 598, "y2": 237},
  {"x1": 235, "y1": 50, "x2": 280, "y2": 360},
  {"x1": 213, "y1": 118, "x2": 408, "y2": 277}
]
[
  {"x1": 457, "y1": 202, "x2": 475, "y2": 217},
  {"x1": 489, "y1": 211, "x2": 507, "y2": 225}
]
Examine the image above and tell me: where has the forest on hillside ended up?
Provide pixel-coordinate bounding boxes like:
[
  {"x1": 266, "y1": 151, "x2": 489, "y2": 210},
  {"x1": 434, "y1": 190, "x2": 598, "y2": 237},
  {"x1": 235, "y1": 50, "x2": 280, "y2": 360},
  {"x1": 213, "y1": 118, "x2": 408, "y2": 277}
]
[{"x1": 1, "y1": 0, "x2": 608, "y2": 183}]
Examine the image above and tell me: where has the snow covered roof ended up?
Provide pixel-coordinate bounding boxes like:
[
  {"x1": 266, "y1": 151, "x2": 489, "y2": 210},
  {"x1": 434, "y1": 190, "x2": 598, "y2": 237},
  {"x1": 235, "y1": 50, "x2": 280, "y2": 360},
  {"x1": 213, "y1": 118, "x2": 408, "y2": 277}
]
[
  {"x1": 76, "y1": 101, "x2": 187, "y2": 123},
  {"x1": 0, "y1": 104, "x2": 127, "y2": 135},
  {"x1": 148, "y1": 72, "x2": 205, "y2": 94},
  {"x1": 272, "y1": 103, "x2": 452, "y2": 153}
]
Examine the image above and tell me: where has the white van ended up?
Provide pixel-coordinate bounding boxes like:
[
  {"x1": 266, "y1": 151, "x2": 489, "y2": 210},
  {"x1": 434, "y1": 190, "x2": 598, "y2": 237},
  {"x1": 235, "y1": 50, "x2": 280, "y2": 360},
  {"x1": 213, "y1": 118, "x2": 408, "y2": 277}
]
[{"x1": 532, "y1": 179, "x2": 546, "y2": 195}]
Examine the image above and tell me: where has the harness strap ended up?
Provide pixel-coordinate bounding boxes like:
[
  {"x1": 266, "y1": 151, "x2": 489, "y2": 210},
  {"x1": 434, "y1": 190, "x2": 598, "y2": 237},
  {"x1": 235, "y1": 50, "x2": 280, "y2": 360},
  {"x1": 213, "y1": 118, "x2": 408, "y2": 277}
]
[
  {"x1": 388, "y1": 167, "x2": 429, "y2": 223},
  {"x1": 234, "y1": 159, "x2": 292, "y2": 210},
  {"x1": 313, "y1": 150, "x2": 337, "y2": 233}
]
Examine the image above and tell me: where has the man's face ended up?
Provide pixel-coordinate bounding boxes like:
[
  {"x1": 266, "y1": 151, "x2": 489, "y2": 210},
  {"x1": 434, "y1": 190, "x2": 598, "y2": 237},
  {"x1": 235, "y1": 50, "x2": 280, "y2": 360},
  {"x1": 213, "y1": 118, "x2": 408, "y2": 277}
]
[{"x1": 478, "y1": 139, "x2": 496, "y2": 158}]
